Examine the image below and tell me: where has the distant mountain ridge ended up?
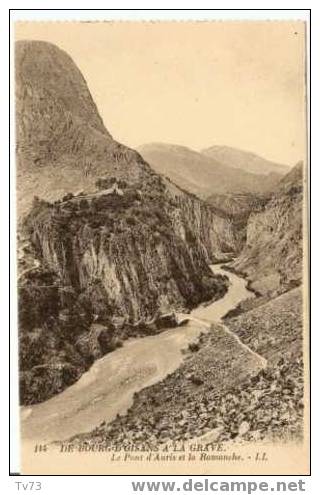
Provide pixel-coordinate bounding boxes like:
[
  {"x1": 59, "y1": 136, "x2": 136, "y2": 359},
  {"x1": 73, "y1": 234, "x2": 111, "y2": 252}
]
[
  {"x1": 202, "y1": 145, "x2": 290, "y2": 176},
  {"x1": 138, "y1": 143, "x2": 287, "y2": 200}
]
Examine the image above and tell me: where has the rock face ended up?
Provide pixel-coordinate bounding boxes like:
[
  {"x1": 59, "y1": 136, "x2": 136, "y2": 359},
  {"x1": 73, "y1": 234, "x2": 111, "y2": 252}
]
[
  {"x1": 138, "y1": 143, "x2": 285, "y2": 199},
  {"x1": 16, "y1": 40, "x2": 236, "y2": 404},
  {"x1": 206, "y1": 192, "x2": 271, "y2": 248},
  {"x1": 24, "y1": 189, "x2": 230, "y2": 327},
  {"x1": 229, "y1": 162, "x2": 304, "y2": 295}
]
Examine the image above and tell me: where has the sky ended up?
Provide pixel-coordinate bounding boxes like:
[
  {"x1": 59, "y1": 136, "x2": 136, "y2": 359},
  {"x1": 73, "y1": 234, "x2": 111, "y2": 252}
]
[{"x1": 15, "y1": 21, "x2": 306, "y2": 166}]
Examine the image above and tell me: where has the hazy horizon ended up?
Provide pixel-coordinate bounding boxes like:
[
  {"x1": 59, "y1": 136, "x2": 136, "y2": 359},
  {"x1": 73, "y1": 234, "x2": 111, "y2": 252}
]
[
  {"x1": 15, "y1": 21, "x2": 306, "y2": 166},
  {"x1": 136, "y1": 141, "x2": 295, "y2": 167}
]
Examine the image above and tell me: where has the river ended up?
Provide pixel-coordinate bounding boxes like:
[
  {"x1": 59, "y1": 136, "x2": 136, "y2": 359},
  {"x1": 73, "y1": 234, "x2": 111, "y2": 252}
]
[{"x1": 20, "y1": 263, "x2": 255, "y2": 444}]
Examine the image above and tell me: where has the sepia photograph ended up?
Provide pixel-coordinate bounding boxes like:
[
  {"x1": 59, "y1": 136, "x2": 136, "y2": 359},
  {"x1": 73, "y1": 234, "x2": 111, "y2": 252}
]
[{"x1": 13, "y1": 18, "x2": 309, "y2": 475}]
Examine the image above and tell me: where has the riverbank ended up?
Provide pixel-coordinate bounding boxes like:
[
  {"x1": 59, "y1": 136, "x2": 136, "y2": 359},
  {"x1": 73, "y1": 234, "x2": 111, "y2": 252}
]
[
  {"x1": 19, "y1": 256, "x2": 229, "y2": 406},
  {"x1": 20, "y1": 264, "x2": 249, "y2": 443},
  {"x1": 20, "y1": 319, "x2": 209, "y2": 443},
  {"x1": 75, "y1": 288, "x2": 303, "y2": 447},
  {"x1": 21, "y1": 266, "x2": 304, "y2": 447},
  {"x1": 72, "y1": 321, "x2": 266, "y2": 446},
  {"x1": 220, "y1": 264, "x2": 270, "y2": 320}
]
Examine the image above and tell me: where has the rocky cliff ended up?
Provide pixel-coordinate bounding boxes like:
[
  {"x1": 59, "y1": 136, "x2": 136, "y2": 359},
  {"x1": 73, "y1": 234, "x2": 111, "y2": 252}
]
[
  {"x1": 229, "y1": 162, "x2": 304, "y2": 295},
  {"x1": 16, "y1": 40, "x2": 236, "y2": 404},
  {"x1": 206, "y1": 192, "x2": 271, "y2": 248},
  {"x1": 19, "y1": 182, "x2": 232, "y2": 404},
  {"x1": 25, "y1": 187, "x2": 230, "y2": 324}
]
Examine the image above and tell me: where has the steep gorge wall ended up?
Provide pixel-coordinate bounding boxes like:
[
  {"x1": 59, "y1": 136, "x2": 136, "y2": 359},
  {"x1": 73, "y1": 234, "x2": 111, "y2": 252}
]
[
  {"x1": 230, "y1": 163, "x2": 304, "y2": 295},
  {"x1": 27, "y1": 191, "x2": 232, "y2": 326},
  {"x1": 164, "y1": 183, "x2": 238, "y2": 259}
]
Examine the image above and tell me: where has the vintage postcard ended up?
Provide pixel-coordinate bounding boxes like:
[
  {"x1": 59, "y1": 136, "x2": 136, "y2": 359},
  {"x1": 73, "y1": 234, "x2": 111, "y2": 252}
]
[{"x1": 13, "y1": 19, "x2": 309, "y2": 475}]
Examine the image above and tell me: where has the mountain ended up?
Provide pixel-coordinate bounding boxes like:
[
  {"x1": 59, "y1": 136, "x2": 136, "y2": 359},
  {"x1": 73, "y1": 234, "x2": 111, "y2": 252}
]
[
  {"x1": 202, "y1": 145, "x2": 290, "y2": 176},
  {"x1": 16, "y1": 41, "x2": 239, "y2": 404},
  {"x1": 15, "y1": 40, "x2": 152, "y2": 216},
  {"x1": 138, "y1": 143, "x2": 285, "y2": 199},
  {"x1": 229, "y1": 162, "x2": 304, "y2": 295}
]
